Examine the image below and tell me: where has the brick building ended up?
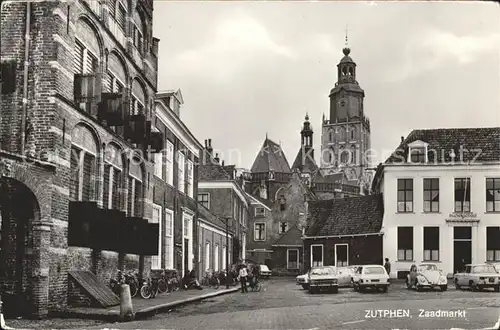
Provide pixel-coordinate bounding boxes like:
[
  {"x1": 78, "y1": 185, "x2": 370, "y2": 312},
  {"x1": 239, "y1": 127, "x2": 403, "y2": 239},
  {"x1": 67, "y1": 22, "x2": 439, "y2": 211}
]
[
  {"x1": 151, "y1": 90, "x2": 204, "y2": 277},
  {"x1": 197, "y1": 140, "x2": 249, "y2": 268},
  {"x1": 303, "y1": 194, "x2": 384, "y2": 271},
  {"x1": 0, "y1": 0, "x2": 161, "y2": 318}
]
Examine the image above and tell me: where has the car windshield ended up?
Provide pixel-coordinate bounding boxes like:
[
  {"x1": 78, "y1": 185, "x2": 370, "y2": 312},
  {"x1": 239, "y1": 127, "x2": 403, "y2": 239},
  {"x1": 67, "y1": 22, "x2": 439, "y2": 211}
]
[
  {"x1": 472, "y1": 265, "x2": 496, "y2": 273},
  {"x1": 418, "y1": 264, "x2": 438, "y2": 272},
  {"x1": 311, "y1": 267, "x2": 334, "y2": 275},
  {"x1": 364, "y1": 267, "x2": 385, "y2": 275},
  {"x1": 260, "y1": 265, "x2": 269, "y2": 271}
]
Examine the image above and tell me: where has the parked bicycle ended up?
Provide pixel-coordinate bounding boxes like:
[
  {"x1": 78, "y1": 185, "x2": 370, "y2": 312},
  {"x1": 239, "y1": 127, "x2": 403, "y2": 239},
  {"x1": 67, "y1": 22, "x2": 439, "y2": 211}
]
[
  {"x1": 168, "y1": 270, "x2": 182, "y2": 292},
  {"x1": 140, "y1": 276, "x2": 159, "y2": 299},
  {"x1": 157, "y1": 269, "x2": 170, "y2": 294},
  {"x1": 109, "y1": 269, "x2": 139, "y2": 298},
  {"x1": 201, "y1": 270, "x2": 220, "y2": 289}
]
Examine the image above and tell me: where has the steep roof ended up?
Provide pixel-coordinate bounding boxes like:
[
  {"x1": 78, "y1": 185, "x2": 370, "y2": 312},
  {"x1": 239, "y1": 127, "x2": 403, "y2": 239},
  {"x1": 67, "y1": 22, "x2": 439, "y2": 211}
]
[
  {"x1": 386, "y1": 127, "x2": 500, "y2": 164},
  {"x1": 247, "y1": 193, "x2": 274, "y2": 209},
  {"x1": 272, "y1": 225, "x2": 303, "y2": 246},
  {"x1": 291, "y1": 148, "x2": 318, "y2": 173},
  {"x1": 198, "y1": 149, "x2": 232, "y2": 181},
  {"x1": 305, "y1": 194, "x2": 384, "y2": 237},
  {"x1": 250, "y1": 138, "x2": 291, "y2": 174}
]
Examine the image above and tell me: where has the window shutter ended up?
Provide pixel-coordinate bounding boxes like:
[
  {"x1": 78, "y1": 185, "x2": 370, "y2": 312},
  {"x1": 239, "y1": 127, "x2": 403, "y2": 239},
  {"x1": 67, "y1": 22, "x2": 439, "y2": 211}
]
[
  {"x1": 112, "y1": 169, "x2": 121, "y2": 209},
  {"x1": 73, "y1": 41, "x2": 84, "y2": 74},
  {"x1": 85, "y1": 51, "x2": 97, "y2": 74},
  {"x1": 116, "y1": 4, "x2": 126, "y2": 30},
  {"x1": 108, "y1": 0, "x2": 116, "y2": 18},
  {"x1": 70, "y1": 148, "x2": 80, "y2": 200},
  {"x1": 103, "y1": 164, "x2": 111, "y2": 208},
  {"x1": 1, "y1": 60, "x2": 17, "y2": 94},
  {"x1": 82, "y1": 153, "x2": 95, "y2": 201},
  {"x1": 106, "y1": 72, "x2": 114, "y2": 92}
]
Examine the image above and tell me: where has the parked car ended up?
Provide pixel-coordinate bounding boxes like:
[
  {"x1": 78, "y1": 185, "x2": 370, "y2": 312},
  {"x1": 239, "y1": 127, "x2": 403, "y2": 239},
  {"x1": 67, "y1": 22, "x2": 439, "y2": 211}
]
[
  {"x1": 259, "y1": 264, "x2": 272, "y2": 278},
  {"x1": 352, "y1": 265, "x2": 390, "y2": 293},
  {"x1": 308, "y1": 266, "x2": 339, "y2": 294},
  {"x1": 296, "y1": 271, "x2": 309, "y2": 290},
  {"x1": 336, "y1": 266, "x2": 356, "y2": 288},
  {"x1": 454, "y1": 264, "x2": 500, "y2": 292},
  {"x1": 406, "y1": 263, "x2": 448, "y2": 291}
]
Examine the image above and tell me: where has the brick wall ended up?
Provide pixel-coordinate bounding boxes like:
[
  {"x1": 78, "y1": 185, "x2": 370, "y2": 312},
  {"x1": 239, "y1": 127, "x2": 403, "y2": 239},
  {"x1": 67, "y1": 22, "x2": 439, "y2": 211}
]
[
  {"x1": 198, "y1": 224, "x2": 232, "y2": 278},
  {"x1": 271, "y1": 247, "x2": 303, "y2": 275}
]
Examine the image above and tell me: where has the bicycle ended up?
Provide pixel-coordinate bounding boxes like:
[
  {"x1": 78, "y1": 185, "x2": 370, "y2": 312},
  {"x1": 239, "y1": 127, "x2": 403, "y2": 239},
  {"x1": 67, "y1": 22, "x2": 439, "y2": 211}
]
[
  {"x1": 140, "y1": 276, "x2": 159, "y2": 299},
  {"x1": 123, "y1": 270, "x2": 140, "y2": 298},
  {"x1": 157, "y1": 269, "x2": 170, "y2": 294},
  {"x1": 168, "y1": 270, "x2": 182, "y2": 291},
  {"x1": 248, "y1": 274, "x2": 262, "y2": 292},
  {"x1": 201, "y1": 270, "x2": 220, "y2": 289}
]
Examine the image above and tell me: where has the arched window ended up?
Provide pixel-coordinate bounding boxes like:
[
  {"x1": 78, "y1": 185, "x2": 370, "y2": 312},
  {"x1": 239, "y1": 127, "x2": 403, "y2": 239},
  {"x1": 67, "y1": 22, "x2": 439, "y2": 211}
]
[
  {"x1": 106, "y1": 52, "x2": 127, "y2": 93},
  {"x1": 132, "y1": 10, "x2": 145, "y2": 53},
  {"x1": 128, "y1": 156, "x2": 144, "y2": 217},
  {"x1": 348, "y1": 67, "x2": 354, "y2": 76},
  {"x1": 350, "y1": 126, "x2": 356, "y2": 140},
  {"x1": 103, "y1": 143, "x2": 124, "y2": 209},
  {"x1": 342, "y1": 67, "x2": 347, "y2": 76},
  {"x1": 351, "y1": 144, "x2": 357, "y2": 165},
  {"x1": 339, "y1": 127, "x2": 345, "y2": 141},
  {"x1": 131, "y1": 79, "x2": 146, "y2": 115},
  {"x1": 340, "y1": 146, "x2": 348, "y2": 164},
  {"x1": 73, "y1": 19, "x2": 100, "y2": 74},
  {"x1": 69, "y1": 124, "x2": 99, "y2": 202},
  {"x1": 329, "y1": 130, "x2": 333, "y2": 142}
]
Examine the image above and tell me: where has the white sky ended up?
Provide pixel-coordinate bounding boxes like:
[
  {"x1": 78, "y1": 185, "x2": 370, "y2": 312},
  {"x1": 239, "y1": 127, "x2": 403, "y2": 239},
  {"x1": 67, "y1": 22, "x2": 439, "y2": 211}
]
[{"x1": 153, "y1": 1, "x2": 500, "y2": 168}]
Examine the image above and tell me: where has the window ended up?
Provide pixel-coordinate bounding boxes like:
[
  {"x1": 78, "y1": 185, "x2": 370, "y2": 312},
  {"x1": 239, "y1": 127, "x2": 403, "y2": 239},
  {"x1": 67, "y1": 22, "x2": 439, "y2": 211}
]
[
  {"x1": 351, "y1": 145, "x2": 356, "y2": 165},
  {"x1": 154, "y1": 152, "x2": 163, "y2": 179},
  {"x1": 279, "y1": 196, "x2": 286, "y2": 211},
  {"x1": 486, "y1": 178, "x2": 500, "y2": 212},
  {"x1": 233, "y1": 199, "x2": 238, "y2": 220},
  {"x1": 130, "y1": 95, "x2": 144, "y2": 115},
  {"x1": 103, "y1": 163, "x2": 122, "y2": 209},
  {"x1": 186, "y1": 160, "x2": 194, "y2": 198},
  {"x1": 423, "y1": 178, "x2": 439, "y2": 212},
  {"x1": 397, "y1": 179, "x2": 413, "y2": 212},
  {"x1": 222, "y1": 246, "x2": 227, "y2": 270},
  {"x1": 350, "y1": 127, "x2": 355, "y2": 140},
  {"x1": 255, "y1": 207, "x2": 265, "y2": 217},
  {"x1": 487, "y1": 227, "x2": 500, "y2": 261},
  {"x1": 132, "y1": 24, "x2": 143, "y2": 53},
  {"x1": 106, "y1": 71, "x2": 124, "y2": 93},
  {"x1": 166, "y1": 140, "x2": 174, "y2": 185},
  {"x1": 410, "y1": 147, "x2": 426, "y2": 163},
  {"x1": 254, "y1": 223, "x2": 266, "y2": 241},
  {"x1": 287, "y1": 249, "x2": 299, "y2": 269},
  {"x1": 116, "y1": 2, "x2": 127, "y2": 31},
  {"x1": 177, "y1": 152, "x2": 185, "y2": 193},
  {"x1": 69, "y1": 147, "x2": 97, "y2": 202},
  {"x1": 151, "y1": 205, "x2": 162, "y2": 269},
  {"x1": 198, "y1": 193, "x2": 210, "y2": 209},
  {"x1": 340, "y1": 147, "x2": 348, "y2": 164},
  {"x1": 311, "y1": 245, "x2": 323, "y2": 267},
  {"x1": 183, "y1": 217, "x2": 189, "y2": 237},
  {"x1": 454, "y1": 178, "x2": 471, "y2": 212},
  {"x1": 73, "y1": 39, "x2": 97, "y2": 74},
  {"x1": 335, "y1": 244, "x2": 348, "y2": 267},
  {"x1": 279, "y1": 221, "x2": 288, "y2": 234},
  {"x1": 214, "y1": 244, "x2": 219, "y2": 271},
  {"x1": 423, "y1": 227, "x2": 439, "y2": 261},
  {"x1": 397, "y1": 227, "x2": 413, "y2": 261},
  {"x1": 164, "y1": 210, "x2": 174, "y2": 269},
  {"x1": 205, "y1": 242, "x2": 210, "y2": 271}
]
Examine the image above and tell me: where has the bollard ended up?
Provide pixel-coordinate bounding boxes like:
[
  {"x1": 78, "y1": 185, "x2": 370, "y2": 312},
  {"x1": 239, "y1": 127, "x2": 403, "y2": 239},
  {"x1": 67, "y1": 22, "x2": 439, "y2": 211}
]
[{"x1": 119, "y1": 284, "x2": 135, "y2": 322}]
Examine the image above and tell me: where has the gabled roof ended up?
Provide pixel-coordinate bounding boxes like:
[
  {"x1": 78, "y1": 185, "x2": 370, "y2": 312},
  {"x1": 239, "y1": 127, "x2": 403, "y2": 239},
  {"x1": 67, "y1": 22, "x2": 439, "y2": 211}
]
[
  {"x1": 272, "y1": 225, "x2": 302, "y2": 246},
  {"x1": 305, "y1": 194, "x2": 384, "y2": 237},
  {"x1": 250, "y1": 137, "x2": 291, "y2": 174},
  {"x1": 385, "y1": 127, "x2": 500, "y2": 164},
  {"x1": 291, "y1": 148, "x2": 318, "y2": 174}
]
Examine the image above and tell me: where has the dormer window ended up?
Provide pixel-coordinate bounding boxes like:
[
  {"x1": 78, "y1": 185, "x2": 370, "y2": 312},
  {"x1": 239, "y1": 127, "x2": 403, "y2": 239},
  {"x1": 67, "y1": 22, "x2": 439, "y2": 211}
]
[{"x1": 407, "y1": 140, "x2": 429, "y2": 163}]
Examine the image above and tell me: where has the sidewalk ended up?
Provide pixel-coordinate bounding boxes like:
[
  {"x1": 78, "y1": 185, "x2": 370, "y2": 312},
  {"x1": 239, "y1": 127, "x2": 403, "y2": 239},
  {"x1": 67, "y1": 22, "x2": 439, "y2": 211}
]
[{"x1": 51, "y1": 286, "x2": 239, "y2": 322}]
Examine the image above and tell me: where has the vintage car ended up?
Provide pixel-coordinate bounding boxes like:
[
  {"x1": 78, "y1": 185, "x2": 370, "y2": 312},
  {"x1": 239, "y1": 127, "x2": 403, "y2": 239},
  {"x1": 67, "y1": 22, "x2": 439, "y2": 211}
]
[
  {"x1": 336, "y1": 266, "x2": 356, "y2": 288},
  {"x1": 259, "y1": 264, "x2": 272, "y2": 278},
  {"x1": 454, "y1": 264, "x2": 500, "y2": 292},
  {"x1": 308, "y1": 266, "x2": 339, "y2": 294},
  {"x1": 352, "y1": 265, "x2": 389, "y2": 293},
  {"x1": 406, "y1": 263, "x2": 448, "y2": 291},
  {"x1": 296, "y1": 271, "x2": 309, "y2": 290}
]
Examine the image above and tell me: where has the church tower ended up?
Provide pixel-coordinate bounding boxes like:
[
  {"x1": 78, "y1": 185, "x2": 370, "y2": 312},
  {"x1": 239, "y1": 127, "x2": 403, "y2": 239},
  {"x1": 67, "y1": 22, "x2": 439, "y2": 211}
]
[
  {"x1": 320, "y1": 42, "x2": 371, "y2": 181},
  {"x1": 291, "y1": 114, "x2": 318, "y2": 185}
]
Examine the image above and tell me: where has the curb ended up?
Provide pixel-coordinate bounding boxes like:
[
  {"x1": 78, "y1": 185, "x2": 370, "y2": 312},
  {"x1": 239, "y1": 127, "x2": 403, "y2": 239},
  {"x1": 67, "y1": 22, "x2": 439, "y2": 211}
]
[
  {"x1": 134, "y1": 287, "x2": 239, "y2": 320},
  {"x1": 51, "y1": 287, "x2": 240, "y2": 322}
]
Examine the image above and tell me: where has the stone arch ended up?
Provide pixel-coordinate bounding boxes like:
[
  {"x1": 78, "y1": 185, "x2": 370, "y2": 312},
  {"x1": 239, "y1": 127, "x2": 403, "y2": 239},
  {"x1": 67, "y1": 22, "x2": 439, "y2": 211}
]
[
  {"x1": 107, "y1": 49, "x2": 129, "y2": 87},
  {"x1": 71, "y1": 122, "x2": 101, "y2": 154},
  {"x1": 75, "y1": 15, "x2": 105, "y2": 59},
  {"x1": 274, "y1": 186, "x2": 286, "y2": 202}
]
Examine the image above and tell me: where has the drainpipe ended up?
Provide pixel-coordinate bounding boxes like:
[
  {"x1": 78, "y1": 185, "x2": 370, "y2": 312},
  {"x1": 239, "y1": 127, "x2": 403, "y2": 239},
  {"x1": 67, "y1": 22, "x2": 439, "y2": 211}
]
[{"x1": 20, "y1": 2, "x2": 31, "y2": 156}]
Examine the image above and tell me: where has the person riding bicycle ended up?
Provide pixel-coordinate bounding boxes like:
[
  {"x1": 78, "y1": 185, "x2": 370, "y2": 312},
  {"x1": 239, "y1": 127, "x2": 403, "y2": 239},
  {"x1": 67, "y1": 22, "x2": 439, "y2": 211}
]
[{"x1": 251, "y1": 264, "x2": 260, "y2": 286}]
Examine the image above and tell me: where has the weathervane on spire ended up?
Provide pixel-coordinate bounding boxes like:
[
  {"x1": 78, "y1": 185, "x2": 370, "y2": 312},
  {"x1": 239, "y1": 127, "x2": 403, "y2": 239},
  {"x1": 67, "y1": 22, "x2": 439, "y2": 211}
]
[{"x1": 345, "y1": 24, "x2": 349, "y2": 47}]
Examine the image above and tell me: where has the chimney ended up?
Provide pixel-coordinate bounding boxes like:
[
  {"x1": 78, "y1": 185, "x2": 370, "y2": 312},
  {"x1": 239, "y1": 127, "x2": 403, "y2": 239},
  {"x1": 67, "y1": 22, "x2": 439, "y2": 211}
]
[
  {"x1": 204, "y1": 139, "x2": 208, "y2": 148},
  {"x1": 207, "y1": 138, "x2": 213, "y2": 155},
  {"x1": 214, "y1": 153, "x2": 220, "y2": 164},
  {"x1": 401, "y1": 136, "x2": 404, "y2": 143},
  {"x1": 222, "y1": 160, "x2": 225, "y2": 167}
]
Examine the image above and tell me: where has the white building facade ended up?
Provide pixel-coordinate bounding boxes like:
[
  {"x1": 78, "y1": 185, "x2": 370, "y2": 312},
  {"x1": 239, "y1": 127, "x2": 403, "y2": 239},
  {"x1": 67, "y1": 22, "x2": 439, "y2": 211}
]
[{"x1": 373, "y1": 128, "x2": 500, "y2": 278}]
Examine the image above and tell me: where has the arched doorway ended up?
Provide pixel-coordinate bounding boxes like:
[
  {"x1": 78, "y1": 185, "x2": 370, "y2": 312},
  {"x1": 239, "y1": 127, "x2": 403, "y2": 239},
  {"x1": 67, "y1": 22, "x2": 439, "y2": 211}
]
[{"x1": 0, "y1": 177, "x2": 40, "y2": 317}]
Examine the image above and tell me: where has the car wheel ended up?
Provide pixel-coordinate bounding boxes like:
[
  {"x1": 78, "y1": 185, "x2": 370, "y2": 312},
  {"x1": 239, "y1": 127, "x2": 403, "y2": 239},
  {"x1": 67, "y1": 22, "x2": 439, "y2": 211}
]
[
  {"x1": 416, "y1": 285, "x2": 422, "y2": 292},
  {"x1": 495, "y1": 286, "x2": 499, "y2": 293},
  {"x1": 301, "y1": 284, "x2": 308, "y2": 290},
  {"x1": 406, "y1": 279, "x2": 412, "y2": 289},
  {"x1": 381, "y1": 286, "x2": 388, "y2": 293},
  {"x1": 440, "y1": 285, "x2": 447, "y2": 291},
  {"x1": 359, "y1": 286, "x2": 365, "y2": 293},
  {"x1": 353, "y1": 283, "x2": 358, "y2": 292},
  {"x1": 332, "y1": 287, "x2": 339, "y2": 294},
  {"x1": 470, "y1": 281, "x2": 477, "y2": 291},
  {"x1": 309, "y1": 288, "x2": 315, "y2": 294},
  {"x1": 455, "y1": 279, "x2": 461, "y2": 290}
]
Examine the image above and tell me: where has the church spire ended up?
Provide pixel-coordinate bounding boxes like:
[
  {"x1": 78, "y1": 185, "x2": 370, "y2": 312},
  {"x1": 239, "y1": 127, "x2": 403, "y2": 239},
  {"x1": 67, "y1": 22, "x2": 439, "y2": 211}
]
[{"x1": 301, "y1": 113, "x2": 313, "y2": 149}]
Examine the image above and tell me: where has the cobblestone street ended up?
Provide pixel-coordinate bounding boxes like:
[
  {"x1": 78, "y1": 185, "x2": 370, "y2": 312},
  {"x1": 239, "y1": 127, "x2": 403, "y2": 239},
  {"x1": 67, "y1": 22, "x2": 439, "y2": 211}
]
[{"x1": 91, "y1": 278, "x2": 500, "y2": 330}]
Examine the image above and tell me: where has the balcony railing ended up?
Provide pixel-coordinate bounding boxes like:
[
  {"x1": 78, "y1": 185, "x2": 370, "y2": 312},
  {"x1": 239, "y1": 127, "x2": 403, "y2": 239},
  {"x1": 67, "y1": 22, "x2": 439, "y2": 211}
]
[{"x1": 107, "y1": 16, "x2": 127, "y2": 48}]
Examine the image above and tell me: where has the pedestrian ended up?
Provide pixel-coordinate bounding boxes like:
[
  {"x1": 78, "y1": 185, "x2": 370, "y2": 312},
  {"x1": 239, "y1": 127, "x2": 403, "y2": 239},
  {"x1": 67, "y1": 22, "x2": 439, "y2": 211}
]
[
  {"x1": 384, "y1": 258, "x2": 391, "y2": 278},
  {"x1": 238, "y1": 264, "x2": 248, "y2": 293}
]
